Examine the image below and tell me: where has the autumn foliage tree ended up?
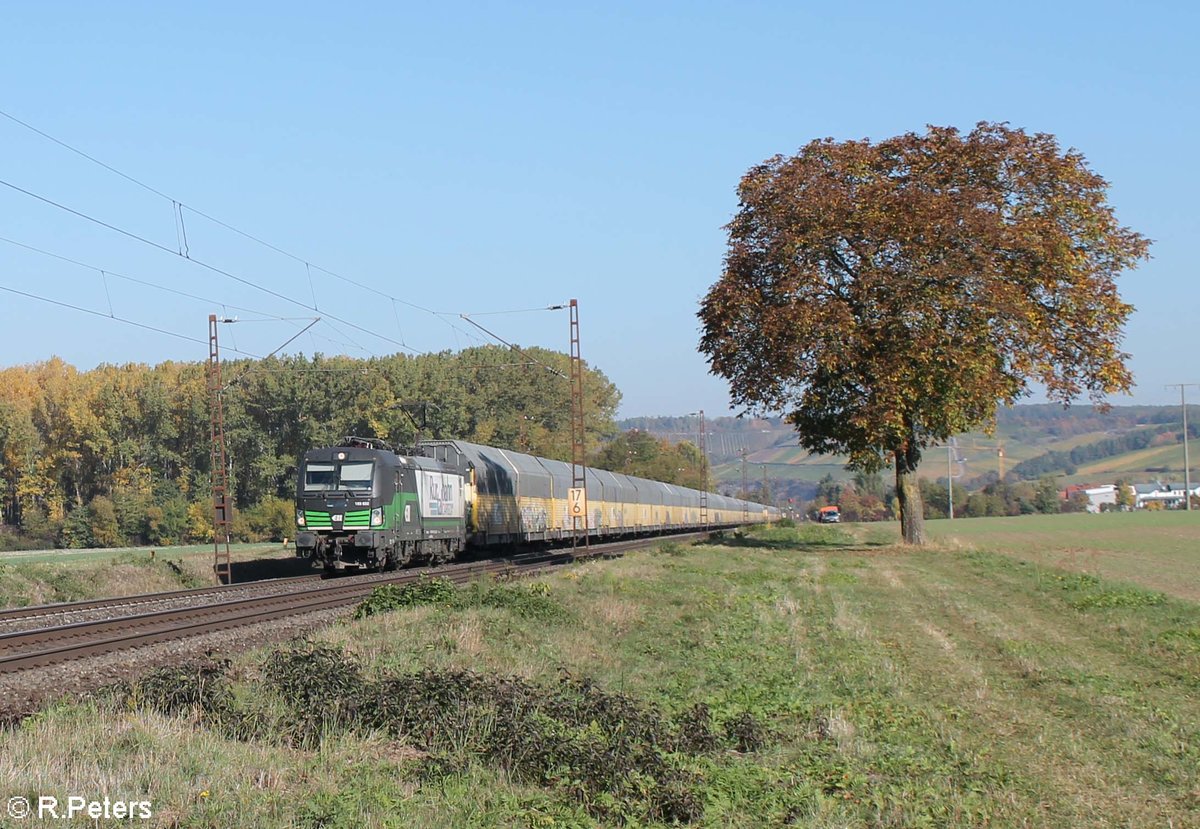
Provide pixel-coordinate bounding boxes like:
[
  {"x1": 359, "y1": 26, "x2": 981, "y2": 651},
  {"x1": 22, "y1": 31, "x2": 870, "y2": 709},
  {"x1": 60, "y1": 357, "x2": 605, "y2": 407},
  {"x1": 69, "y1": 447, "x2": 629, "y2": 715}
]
[
  {"x1": 699, "y1": 123, "x2": 1150, "y2": 544},
  {"x1": 0, "y1": 346, "x2": 620, "y2": 549}
]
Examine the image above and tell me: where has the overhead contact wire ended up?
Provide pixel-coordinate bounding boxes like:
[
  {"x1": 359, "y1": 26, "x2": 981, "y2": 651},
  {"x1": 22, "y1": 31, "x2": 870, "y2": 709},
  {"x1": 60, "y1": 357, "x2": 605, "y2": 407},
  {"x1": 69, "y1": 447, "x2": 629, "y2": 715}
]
[
  {"x1": 0, "y1": 235, "x2": 317, "y2": 326},
  {"x1": 0, "y1": 283, "x2": 261, "y2": 357},
  {"x1": 0, "y1": 109, "x2": 509, "y2": 353},
  {"x1": 0, "y1": 177, "x2": 418, "y2": 353}
]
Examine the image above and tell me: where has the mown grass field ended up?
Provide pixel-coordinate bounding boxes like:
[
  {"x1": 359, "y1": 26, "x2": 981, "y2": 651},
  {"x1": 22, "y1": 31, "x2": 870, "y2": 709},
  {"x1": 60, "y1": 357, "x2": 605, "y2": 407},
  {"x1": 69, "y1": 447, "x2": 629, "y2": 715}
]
[
  {"x1": 923, "y1": 511, "x2": 1200, "y2": 601},
  {"x1": 2, "y1": 520, "x2": 1198, "y2": 827}
]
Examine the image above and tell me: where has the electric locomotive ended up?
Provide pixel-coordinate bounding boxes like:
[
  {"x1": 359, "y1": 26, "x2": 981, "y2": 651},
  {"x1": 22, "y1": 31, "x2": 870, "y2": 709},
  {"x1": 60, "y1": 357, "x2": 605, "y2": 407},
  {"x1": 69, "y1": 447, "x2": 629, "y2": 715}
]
[
  {"x1": 294, "y1": 437, "x2": 465, "y2": 571},
  {"x1": 296, "y1": 436, "x2": 780, "y2": 571}
]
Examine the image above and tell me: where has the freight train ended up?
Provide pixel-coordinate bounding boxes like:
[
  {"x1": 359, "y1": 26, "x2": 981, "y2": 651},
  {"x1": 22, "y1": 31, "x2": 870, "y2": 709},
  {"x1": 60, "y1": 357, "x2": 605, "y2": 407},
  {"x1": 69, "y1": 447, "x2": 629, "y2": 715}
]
[{"x1": 294, "y1": 437, "x2": 778, "y2": 571}]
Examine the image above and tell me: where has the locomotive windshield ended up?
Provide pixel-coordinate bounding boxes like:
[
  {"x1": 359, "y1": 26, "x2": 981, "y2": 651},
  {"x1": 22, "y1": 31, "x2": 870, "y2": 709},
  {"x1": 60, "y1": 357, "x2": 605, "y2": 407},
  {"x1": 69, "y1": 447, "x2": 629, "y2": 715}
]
[{"x1": 304, "y1": 460, "x2": 375, "y2": 492}]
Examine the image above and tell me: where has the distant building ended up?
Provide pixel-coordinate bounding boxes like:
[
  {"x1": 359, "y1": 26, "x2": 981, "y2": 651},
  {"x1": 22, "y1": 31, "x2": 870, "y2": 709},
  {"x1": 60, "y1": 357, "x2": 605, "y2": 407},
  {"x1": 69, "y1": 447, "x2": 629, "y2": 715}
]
[
  {"x1": 1082, "y1": 485, "x2": 1118, "y2": 513},
  {"x1": 1131, "y1": 482, "x2": 1200, "y2": 509},
  {"x1": 1059, "y1": 483, "x2": 1119, "y2": 513}
]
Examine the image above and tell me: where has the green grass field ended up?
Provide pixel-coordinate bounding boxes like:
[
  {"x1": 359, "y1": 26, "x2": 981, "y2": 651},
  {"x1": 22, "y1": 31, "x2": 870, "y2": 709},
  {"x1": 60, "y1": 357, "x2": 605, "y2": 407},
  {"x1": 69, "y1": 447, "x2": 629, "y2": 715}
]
[
  {"x1": 923, "y1": 511, "x2": 1200, "y2": 601},
  {"x1": 3, "y1": 517, "x2": 1198, "y2": 827}
]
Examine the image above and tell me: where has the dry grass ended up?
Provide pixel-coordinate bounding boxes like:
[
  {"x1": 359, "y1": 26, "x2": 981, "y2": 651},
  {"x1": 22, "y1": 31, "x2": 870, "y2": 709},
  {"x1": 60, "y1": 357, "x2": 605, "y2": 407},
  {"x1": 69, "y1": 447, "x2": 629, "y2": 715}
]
[{"x1": 3, "y1": 523, "x2": 1199, "y2": 827}]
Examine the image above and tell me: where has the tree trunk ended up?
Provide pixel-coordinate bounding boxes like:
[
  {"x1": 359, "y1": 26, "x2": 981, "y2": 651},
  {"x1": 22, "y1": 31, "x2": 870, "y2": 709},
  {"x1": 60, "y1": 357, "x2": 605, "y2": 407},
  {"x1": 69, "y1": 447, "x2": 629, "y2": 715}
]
[{"x1": 894, "y1": 446, "x2": 927, "y2": 545}]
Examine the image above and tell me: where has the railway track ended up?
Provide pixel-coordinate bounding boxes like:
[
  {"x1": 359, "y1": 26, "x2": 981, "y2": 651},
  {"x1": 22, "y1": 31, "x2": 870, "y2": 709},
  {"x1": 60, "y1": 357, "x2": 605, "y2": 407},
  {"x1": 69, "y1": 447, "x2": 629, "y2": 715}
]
[
  {"x1": 0, "y1": 532, "x2": 709, "y2": 675},
  {"x1": 0, "y1": 574, "x2": 323, "y2": 633}
]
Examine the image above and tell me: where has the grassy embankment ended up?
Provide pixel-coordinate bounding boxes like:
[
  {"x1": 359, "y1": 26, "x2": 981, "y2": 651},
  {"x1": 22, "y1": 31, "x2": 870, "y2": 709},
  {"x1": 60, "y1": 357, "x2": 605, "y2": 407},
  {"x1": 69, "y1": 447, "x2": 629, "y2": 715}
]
[
  {"x1": 0, "y1": 543, "x2": 299, "y2": 608},
  {"x1": 2, "y1": 517, "x2": 1198, "y2": 827}
]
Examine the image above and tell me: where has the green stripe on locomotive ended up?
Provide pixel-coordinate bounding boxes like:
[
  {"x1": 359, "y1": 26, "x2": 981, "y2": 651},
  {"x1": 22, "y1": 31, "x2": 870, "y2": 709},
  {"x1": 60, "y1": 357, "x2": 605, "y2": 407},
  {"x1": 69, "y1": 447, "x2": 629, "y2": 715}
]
[{"x1": 304, "y1": 510, "x2": 333, "y2": 528}]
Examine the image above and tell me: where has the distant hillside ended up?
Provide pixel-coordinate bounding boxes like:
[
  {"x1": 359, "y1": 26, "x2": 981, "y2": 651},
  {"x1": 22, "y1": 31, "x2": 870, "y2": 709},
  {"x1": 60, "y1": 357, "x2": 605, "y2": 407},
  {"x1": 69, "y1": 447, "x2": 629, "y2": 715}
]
[{"x1": 616, "y1": 404, "x2": 1199, "y2": 500}]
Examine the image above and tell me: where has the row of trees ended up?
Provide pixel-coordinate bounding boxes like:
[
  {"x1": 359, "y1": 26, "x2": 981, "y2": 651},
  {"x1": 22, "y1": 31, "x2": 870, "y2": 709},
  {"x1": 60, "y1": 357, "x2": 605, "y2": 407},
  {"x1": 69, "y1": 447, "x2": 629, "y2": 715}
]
[
  {"x1": 919, "y1": 478, "x2": 1078, "y2": 519},
  {"x1": 798, "y1": 473, "x2": 1095, "y2": 523},
  {"x1": 0, "y1": 347, "x2": 622, "y2": 549},
  {"x1": 588, "y1": 429, "x2": 708, "y2": 492}
]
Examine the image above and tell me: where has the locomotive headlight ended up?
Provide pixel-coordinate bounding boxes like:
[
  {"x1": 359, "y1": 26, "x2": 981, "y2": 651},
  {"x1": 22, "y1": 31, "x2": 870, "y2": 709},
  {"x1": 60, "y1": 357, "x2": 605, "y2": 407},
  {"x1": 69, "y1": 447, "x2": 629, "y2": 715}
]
[
  {"x1": 371, "y1": 507, "x2": 383, "y2": 527},
  {"x1": 296, "y1": 509, "x2": 306, "y2": 527}
]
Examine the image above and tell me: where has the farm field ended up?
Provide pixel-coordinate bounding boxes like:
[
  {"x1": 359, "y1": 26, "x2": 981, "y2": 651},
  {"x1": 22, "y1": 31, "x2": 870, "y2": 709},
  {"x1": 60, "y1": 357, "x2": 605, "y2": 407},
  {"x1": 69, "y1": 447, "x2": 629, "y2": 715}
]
[
  {"x1": 2, "y1": 524, "x2": 1197, "y2": 827},
  {"x1": 1070, "y1": 442, "x2": 1189, "y2": 477},
  {"x1": 922, "y1": 511, "x2": 1200, "y2": 601}
]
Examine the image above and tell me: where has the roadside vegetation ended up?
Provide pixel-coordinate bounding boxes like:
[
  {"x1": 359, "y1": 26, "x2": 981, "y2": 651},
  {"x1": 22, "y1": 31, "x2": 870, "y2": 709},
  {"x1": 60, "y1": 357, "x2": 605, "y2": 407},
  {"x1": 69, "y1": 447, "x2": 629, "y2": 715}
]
[{"x1": 3, "y1": 519, "x2": 1198, "y2": 826}]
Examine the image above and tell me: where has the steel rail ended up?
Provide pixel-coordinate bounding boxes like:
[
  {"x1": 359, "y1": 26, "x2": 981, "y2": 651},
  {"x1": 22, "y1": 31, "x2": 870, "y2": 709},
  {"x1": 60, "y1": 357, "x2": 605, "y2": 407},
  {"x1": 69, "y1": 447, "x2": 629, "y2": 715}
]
[
  {"x1": 0, "y1": 574, "x2": 322, "y2": 623},
  {"x1": 0, "y1": 555, "x2": 568, "y2": 673},
  {"x1": 0, "y1": 532, "x2": 714, "y2": 674},
  {"x1": 0, "y1": 547, "x2": 573, "y2": 627}
]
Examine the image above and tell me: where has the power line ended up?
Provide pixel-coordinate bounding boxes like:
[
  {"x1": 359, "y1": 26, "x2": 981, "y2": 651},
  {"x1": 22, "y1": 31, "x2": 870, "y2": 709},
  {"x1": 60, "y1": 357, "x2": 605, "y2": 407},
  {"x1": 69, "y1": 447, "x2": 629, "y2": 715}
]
[
  {"x1": 0, "y1": 176, "x2": 420, "y2": 354},
  {"x1": 458, "y1": 312, "x2": 568, "y2": 379},
  {"x1": 222, "y1": 318, "x2": 322, "y2": 390},
  {"x1": 0, "y1": 108, "x2": 174, "y2": 201},
  {"x1": 449, "y1": 305, "x2": 570, "y2": 317},
  {"x1": 0, "y1": 107, "x2": 487, "y2": 349},
  {"x1": 0, "y1": 234, "x2": 307, "y2": 324},
  {"x1": 0, "y1": 283, "x2": 262, "y2": 358},
  {"x1": 0, "y1": 233, "x2": 365, "y2": 355}
]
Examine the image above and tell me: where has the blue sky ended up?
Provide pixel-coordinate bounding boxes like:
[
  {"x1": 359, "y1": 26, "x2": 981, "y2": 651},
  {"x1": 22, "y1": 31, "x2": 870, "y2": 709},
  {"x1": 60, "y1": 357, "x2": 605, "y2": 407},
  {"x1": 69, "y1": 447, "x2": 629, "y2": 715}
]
[{"x1": 1, "y1": 1, "x2": 1196, "y2": 417}]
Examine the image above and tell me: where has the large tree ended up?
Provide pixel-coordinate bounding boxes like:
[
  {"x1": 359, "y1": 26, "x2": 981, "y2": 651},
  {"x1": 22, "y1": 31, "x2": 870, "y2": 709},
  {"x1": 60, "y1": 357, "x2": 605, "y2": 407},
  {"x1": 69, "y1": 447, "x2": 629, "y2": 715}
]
[{"x1": 698, "y1": 123, "x2": 1149, "y2": 544}]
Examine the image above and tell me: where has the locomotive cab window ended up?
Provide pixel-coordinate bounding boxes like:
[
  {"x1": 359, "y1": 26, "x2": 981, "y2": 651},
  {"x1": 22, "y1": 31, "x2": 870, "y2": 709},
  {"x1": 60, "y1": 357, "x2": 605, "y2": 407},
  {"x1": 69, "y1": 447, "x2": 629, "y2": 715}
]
[
  {"x1": 304, "y1": 463, "x2": 337, "y2": 491},
  {"x1": 303, "y1": 461, "x2": 375, "y2": 492},
  {"x1": 339, "y1": 461, "x2": 374, "y2": 490}
]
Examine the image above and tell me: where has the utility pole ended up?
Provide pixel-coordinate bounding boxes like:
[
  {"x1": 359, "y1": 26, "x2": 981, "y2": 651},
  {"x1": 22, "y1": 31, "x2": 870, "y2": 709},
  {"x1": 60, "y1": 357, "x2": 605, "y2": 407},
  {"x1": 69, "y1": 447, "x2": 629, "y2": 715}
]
[
  {"x1": 741, "y1": 448, "x2": 749, "y2": 524},
  {"x1": 688, "y1": 410, "x2": 708, "y2": 529},
  {"x1": 1166, "y1": 383, "x2": 1198, "y2": 511},
  {"x1": 568, "y1": 299, "x2": 589, "y2": 548},
  {"x1": 948, "y1": 441, "x2": 954, "y2": 520},
  {"x1": 762, "y1": 464, "x2": 771, "y2": 526},
  {"x1": 459, "y1": 301, "x2": 585, "y2": 542},
  {"x1": 207, "y1": 315, "x2": 233, "y2": 584}
]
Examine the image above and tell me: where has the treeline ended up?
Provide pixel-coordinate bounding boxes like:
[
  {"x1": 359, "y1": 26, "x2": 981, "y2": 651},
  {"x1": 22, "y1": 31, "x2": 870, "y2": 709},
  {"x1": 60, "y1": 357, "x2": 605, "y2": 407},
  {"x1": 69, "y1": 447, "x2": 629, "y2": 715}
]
[
  {"x1": 806, "y1": 473, "x2": 892, "y2": 522},
  {"x1": 0, "y1": 347, "x2": 620, "y2": 549},
  {"x1": 618, "y1": 415, "x2": 782, "y2": 434},
  {"x1": 919, "y1": 478, "x2": 1074, "y2": 519},
  {"x1": 797, "y1": 473, "x2": 1076, "y2": 522},
  {"x1": 589, "y1": 429, "x2": 708, "y2": 492},
  {"x1": 623, "y1": 404, "x2": 1198, "y2": 441}
]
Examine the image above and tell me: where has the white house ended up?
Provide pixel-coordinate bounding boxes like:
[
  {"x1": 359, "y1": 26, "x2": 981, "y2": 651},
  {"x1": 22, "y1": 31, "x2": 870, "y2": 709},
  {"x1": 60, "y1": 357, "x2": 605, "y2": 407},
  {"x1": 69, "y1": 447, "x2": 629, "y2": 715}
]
[{"x1": 1132, "y1": 482, "x2": 1200, "y2": 509}]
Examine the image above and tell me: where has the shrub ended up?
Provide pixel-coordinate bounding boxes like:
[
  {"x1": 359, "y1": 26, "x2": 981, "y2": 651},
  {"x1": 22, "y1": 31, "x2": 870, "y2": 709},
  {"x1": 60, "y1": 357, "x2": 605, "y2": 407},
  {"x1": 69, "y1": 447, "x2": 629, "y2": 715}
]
[
  {"x1": 130, "y1": 643, "x2": 774, "y2": 824},
  {"x1": 355, "y1": 577, "x2": 567, "y2": 621},
  {"x1": 355, "y1": 577, "x2": 458, "y2": 618},
  {"x1": 128, "y1": 661, "x2": 236, "y2": 725}
]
